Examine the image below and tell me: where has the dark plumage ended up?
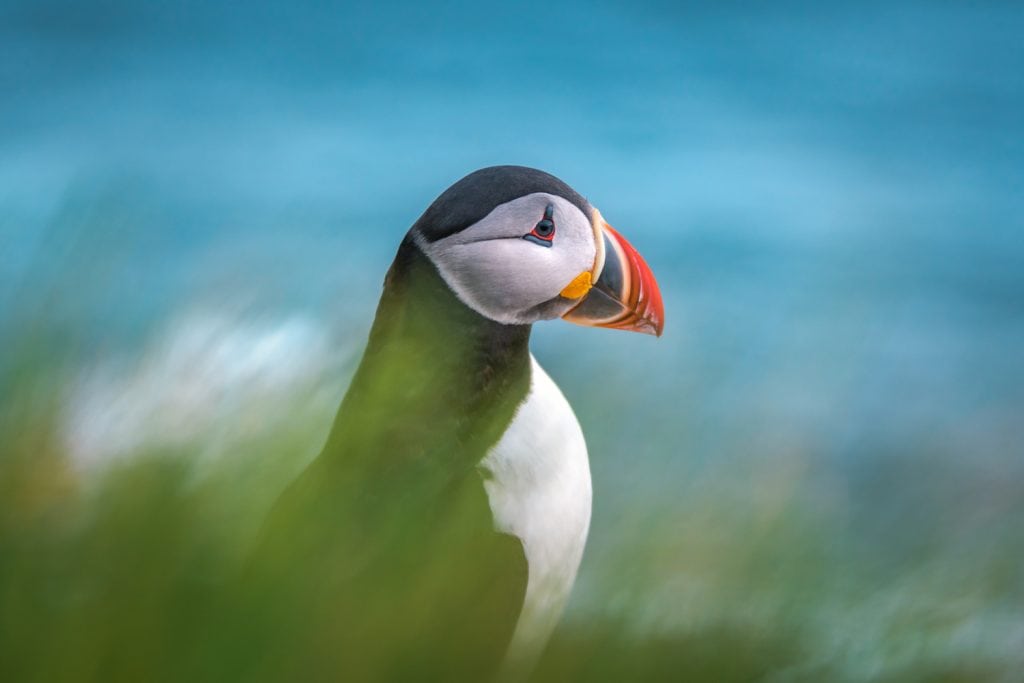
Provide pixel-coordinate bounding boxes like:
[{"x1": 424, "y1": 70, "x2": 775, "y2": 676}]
[
  {"x1": 245, "y1": 236, "x2": 534, "y2": 680},
  {"x1": 414, "y1": 165, "x2": 592, "y2": 243}
]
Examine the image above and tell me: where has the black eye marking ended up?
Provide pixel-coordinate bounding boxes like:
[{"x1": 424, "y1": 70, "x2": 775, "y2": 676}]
[{"x1": 523, "y1": 203, "x2": 556, "y2": 247}]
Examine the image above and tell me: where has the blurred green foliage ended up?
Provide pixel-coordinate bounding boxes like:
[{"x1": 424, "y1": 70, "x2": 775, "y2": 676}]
[{"x1": 2, "y1": 328, "x2": 1020, "y2": 683}]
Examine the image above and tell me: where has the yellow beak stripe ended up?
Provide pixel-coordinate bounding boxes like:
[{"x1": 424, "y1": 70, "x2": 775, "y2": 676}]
[{"x1": 559, "y1": 271, "x2": 593, "y2": 299}]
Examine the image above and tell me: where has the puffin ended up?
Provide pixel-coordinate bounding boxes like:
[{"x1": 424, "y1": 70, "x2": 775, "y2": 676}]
[{"x1": 247, "y1": 166, "x2": 663, "y2": 682}]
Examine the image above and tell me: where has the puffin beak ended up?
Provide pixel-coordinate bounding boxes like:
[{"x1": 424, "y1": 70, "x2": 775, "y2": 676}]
[{"x1": 562, "y1": 209, "x2": 665, "y2": 336}]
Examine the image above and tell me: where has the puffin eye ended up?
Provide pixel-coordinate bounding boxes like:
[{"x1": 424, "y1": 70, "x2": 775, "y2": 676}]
[{"x1": 523, "y1": 204, "x2": 556, "y2": 247}]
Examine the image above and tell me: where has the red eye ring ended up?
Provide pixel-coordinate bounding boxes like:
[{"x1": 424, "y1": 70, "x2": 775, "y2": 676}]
[{"x1": 523, "y1": 204, "x2": 556, "y2": 247}]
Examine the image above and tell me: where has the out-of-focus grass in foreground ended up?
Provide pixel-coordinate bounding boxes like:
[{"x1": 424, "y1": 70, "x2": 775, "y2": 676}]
[{"x1": 1, "y1": 298, "x2": 1021, "y2": 682}]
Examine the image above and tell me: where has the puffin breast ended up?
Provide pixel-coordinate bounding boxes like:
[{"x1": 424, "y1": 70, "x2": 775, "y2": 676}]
[{"x1": 478, "y1": 355, "x2": 592, "y2": 669}]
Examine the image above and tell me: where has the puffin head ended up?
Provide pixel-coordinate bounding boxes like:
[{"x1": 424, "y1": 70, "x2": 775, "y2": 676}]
[{"x1": 412, "y1": 166, "x2": 664, "y2": 336}]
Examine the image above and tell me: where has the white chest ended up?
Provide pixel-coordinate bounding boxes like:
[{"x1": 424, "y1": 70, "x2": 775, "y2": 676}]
[{"x1": 479, "y1": 355, "x2": 592, "y2": 670}]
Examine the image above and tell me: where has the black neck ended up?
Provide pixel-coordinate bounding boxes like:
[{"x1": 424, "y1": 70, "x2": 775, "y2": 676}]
[{"x1": 320, "y1": 237, "x2": 532, "y2": 473}]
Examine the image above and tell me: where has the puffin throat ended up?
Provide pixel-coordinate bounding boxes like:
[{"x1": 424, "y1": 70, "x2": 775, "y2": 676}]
[{"x1": 320, "y1": 237, "x2": 533, "y2": 469}]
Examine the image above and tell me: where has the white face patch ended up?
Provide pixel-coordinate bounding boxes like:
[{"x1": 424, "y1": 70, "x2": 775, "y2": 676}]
[{"x1": 414, "y1": 193, "x2": 597, "y2": 325}]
